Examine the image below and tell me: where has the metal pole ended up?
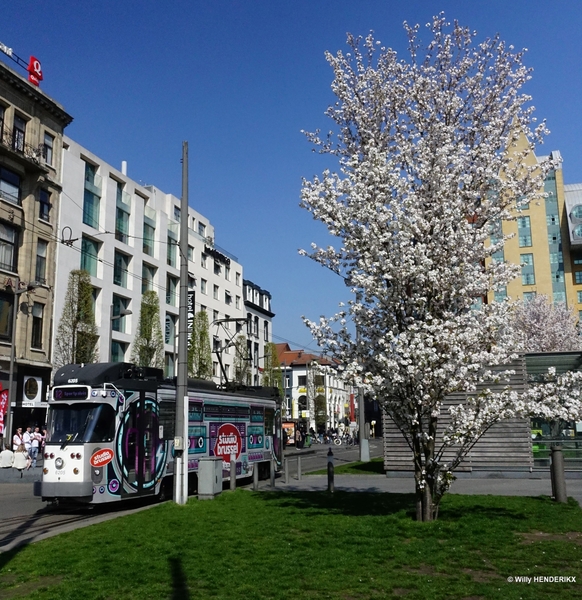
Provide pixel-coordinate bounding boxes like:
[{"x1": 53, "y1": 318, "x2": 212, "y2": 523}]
[
  {"x1": 174, "y1": 141, "x2": 189, "y2": 505},
  {"x1": 358, "y1": 387, "x2": 370, "y2": 462},
  {"x1": 550, "y1": 445, "x2": 568, "y2": 503}
]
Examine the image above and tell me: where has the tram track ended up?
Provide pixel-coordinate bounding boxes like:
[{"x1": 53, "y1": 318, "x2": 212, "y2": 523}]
[{"x1": 0, "y1": 499, "x2": 159, "y2": 553}]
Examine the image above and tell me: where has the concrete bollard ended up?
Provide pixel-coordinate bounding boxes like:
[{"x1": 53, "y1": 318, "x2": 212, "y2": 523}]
[
  {"x1": 284, "y1": 458, "x2": 289, "y2": 484},
  {"x1": 327, "y1": 447, "x2": 334, "y2": 494},
  {"x1": 297, "y1": 456, "x2": 302, "y2": 481},
  {"x1": 230, "y1": 454, "x2": 236, "y2": 491},
  {"x1": 550, "y1": 445, "x2": 567, "y2": 503}
]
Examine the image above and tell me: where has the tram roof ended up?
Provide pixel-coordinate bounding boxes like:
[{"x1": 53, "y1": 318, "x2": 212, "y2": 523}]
[{"x1": 53, "y1": 362, "x2": 163, "y2": 387}]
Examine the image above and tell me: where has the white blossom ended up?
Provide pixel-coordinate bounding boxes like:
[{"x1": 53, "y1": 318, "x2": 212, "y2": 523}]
[{"x1": 300, "y1": 15, "x2": 579, "y2": 521}]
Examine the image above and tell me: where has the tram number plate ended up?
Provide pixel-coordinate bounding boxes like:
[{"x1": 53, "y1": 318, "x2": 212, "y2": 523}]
[{"x1": 55, "y1": 470, "x2": 65, "y2": 475}]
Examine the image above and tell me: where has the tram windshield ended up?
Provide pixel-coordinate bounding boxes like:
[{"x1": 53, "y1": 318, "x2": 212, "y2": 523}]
[{"x1": 47, "y1": 403, "x2": 116, "y2": 444}]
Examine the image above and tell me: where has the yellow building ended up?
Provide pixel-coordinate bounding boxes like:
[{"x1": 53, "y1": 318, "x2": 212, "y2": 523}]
[{"x1": 489, "y1": 146, "x2": 582, "y2": 312}]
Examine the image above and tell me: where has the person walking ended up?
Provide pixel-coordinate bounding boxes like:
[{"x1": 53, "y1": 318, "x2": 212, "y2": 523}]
[
  {"x1": 30, "y1": 426, "x2": 42, "y2": 468},
  {"x1": 23, "y1": 426, "x2": 32, "y2": 453}
]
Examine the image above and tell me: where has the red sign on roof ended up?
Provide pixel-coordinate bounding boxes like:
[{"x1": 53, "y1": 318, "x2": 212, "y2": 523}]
[{"x1": 27, "y1": 56, "x2": 43, "y2": 87}]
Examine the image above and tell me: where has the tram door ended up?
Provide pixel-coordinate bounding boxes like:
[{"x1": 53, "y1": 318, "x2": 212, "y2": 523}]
[{"x1": 121, "y1": 392, "x2": 157, "y2": 498}]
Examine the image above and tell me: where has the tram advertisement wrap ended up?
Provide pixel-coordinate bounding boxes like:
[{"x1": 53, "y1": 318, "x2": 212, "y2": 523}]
[{"x1": 210, "y1": 422, "x2": 245, "y2": 464}]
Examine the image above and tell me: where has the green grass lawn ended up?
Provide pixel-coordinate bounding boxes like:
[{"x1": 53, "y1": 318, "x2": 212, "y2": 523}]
[
  {"x1": 309, "y1": 456, "x2": 385, "y2": 475},
  {"x1": 1, "y1": 490, "x2": 581, "y2": 600}
]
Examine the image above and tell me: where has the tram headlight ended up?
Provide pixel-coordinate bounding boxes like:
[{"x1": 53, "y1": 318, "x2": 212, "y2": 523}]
[
  {"x1": 70, "y1": 453, "x2": 76, "y2": 459},
  {"x1": 55, "y1": 457, "x2": 64, "y2": 469},
  {"x1": 76, "y1": 453, "x2": 81, "y2": 460},
  {"x1": 73, "y1": 468, "x2": 79, "y2": 475},
  {"x1": 49, "y1": 453, "x2": 54, "y2": 459}
]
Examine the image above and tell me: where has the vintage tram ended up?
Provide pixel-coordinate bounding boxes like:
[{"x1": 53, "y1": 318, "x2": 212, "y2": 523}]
[{"x1": 34, "y1": 362, "x2": 282, "y2": 504}]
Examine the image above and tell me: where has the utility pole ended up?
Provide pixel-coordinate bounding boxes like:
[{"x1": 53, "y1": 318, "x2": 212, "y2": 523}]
[{"x1": 174, "y1": 142, "x2": 189, "y2": 504}]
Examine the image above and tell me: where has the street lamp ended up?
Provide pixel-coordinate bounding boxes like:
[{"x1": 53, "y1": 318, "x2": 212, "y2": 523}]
[
  {"x1": 6, "y1": 280, "x2": 37, "y2": 442},
  {"x1": 109, "y1": 305, "x2": 132, "y2": 362}
]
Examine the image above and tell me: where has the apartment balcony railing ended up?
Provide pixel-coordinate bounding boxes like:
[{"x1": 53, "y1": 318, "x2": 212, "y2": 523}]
[
  {"x1": 0, "y1": 130, "x2": 47, "y2": 167},
  {"x1": 84, "y1": 172, "x2": 102, "y2": 196}
]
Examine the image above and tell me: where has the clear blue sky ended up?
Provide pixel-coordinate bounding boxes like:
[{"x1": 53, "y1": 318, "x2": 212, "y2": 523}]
[{"x1": 3, "y1": 1, "x2": 582, "y2": 350}]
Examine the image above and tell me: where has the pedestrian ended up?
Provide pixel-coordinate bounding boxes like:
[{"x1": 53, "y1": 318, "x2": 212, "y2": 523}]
[
  {"x1": 23, "y1": 426, "x2": 32, "y2": 453},
  {"x1": 0, "y1": 443, "x2": 14, "y2": 468},
  {"x1": 13, "y1": 443, "x2": 31, "y2": 476},
  {"x1": 12, "y1": 427, "x2": 23, "y2": 451},
  {"x1": 30, "y1": 426, "x2": 42, "y2": 468}
]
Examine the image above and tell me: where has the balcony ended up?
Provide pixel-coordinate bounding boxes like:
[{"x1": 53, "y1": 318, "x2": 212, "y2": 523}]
[
  {"x1": 0, "y1": 131, "x2": 48, "y2": 170},
  {"x1": 84, "y1": 172, "x2": 102, "y2": 196}
]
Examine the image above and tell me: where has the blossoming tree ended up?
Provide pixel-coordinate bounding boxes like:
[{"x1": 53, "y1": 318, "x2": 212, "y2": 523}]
[
  {"x1": 300, "y1": 15, "x2": 582, "y2": 520},
  {"x1": 512, "y1": 295, "x2": 582, "y2": 352}
]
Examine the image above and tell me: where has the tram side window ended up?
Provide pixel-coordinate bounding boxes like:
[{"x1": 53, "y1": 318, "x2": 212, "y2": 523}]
[{"x1": 159, "y1": 400, "x2": 175, "y2": 440}]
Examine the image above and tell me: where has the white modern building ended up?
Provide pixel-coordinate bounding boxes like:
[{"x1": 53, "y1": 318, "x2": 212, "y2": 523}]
[{"x1": 55, "y1": 136, "x2": 273, "y2": 383}]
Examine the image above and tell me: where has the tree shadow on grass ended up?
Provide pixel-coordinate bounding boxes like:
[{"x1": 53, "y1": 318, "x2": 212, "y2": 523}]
[{"x1": 255, "y1": 490, "x2": 417, "y2": 518}]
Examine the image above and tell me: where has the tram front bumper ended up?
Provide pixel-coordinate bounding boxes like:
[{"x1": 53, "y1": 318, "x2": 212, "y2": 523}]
[{"x1": 34, "y1": 480, "x2": 94, "y2": 499}]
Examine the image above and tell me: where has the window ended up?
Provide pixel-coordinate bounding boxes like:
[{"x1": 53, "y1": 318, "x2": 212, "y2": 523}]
[
  {"x1": 0, "y1": 166, "x2": 21, "y2": 205},
  {"x1": 0, "y1": 291, "x2": 13, "y2": 341},
  {"x1": 43, "y1": 132, "x2": 54, "y2": 166},
  {"x1": 201, "y1": 253, "x2": 208, "y2": 268},
  {"x1": 225, "y1": 291, "x2": 232, "y2": 305},
  {"x1": 39, "y1": 189, "x2": 51, "y2": 221},
  {"x1": 0, "y1": 106, "x2": 4, "y2": 138},
  {"x1": 31, "y1": 303, "x2": 44, "y2": 349},
  {"x1": 12, "y1": 115, "x2": 26, "y2": 152},
  {"x1": 173, "y1": 206, "x2": 180, "y2": 222},
  {"x1": 517, "y1": 216, "x2": 532, "y2": 247},
  {"x1": 167, "y1": 235, "x2": 176, "y2": 267},
  {"x1": 142, "y1": 263, "x2": 156, "y2": 293},
  {"x1": 0, "y1": 223, "x2": 18, "y2": 271},
  {"x1": 225, "y1": 265, "x2": 230, "y2": 281},
  {"x1": 523, "y1": 292, "x2": 536, "y2": 302},
  {"x1": 165, "y1": 313, "x2": 177, "y2": 345},
  {"x1": 236, "y1": 272, "x2": 241, "y2": 286},
  {"x1": 113, "y1": 251, "x2": 130, "y2": 287},
  {"x1": 198, "y1": 222, "x2": 206, "y2": 238},
  {"x1": 213, "y1": 361, "x2": 218, "y2": 377},
  {"x1": 112, "y1": 295, "x2": 130, "y2": 333},
  {"x1": 235, "y1": 295, "x2": 240, "y2": 309},
  {"x1": 254, "y1": 316, "x2": 259, "y2": 336},
  {"x1": 188, "y1": 245, "x2": 194, "y2": 261},
  {"x1": 577, "y1": 291, "x2": 582, "y2": 304},
  {"x1": 166, "y1": 275, "x2": 178, "y2": 306},
  {"x1": 247, "y1": 312, "x2": 252, "y2": 335},
  {"x1": 224, "y1": 315, "x2": 230, "y2": 329},
  {"x1": 213, "y1": 310, "x2": 219, "y2": 323},
  {"x1": 80, "y1": 236, "x2": 98, "y2": 276},
  {"x1": 143, "y1": 223, "x2": 155, "y2": 256},
  {"x1": 214, "y1": 261, "x2": 221, "y2": 275},
  {"x1": 298, "y1": 375, "x2": 307, "y2": 386},
  {"x1": 83, "y1": 188, "x2": 100, "y2": 228},
  {"x1": 111, "y1": 341, "x2": 127, "y2": 362},
  {"x1": 264, "y1": 320, "x2": 269, "y2": 341},
  {"x1": 201, "y1": 278, "x2": 207, "y2": 295},
  {"x1": 83, "y1": 163, "x2": 100, "y2": 229},
  {"x1": 35, "y1": 239, "x2": 48, "y2": 284},
  {"x1": 115, "y1": 207, "x2": 129, "y2": 244},
  {"x1": 574, "y1": 272, "x2": 582, "y2": 285},
  {"x1": 520, "y1": 253, "x2": 535, "y2": 286},
  {"x1": 213, "y1": 284, "x2": 219, "y2": 300}
]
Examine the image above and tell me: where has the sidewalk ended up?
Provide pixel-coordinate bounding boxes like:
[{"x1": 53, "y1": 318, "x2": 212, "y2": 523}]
[{"x1": 0, "y1": 465, "x2": 43, "y2": 483}]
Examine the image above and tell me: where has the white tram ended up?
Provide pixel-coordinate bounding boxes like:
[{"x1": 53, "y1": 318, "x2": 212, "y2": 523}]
[{"x1": 34, "y1": 362, "x2": 282, "y2": 504}]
